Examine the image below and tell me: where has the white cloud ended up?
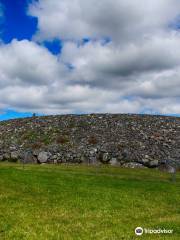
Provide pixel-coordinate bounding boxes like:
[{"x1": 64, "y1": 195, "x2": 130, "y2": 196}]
[
  {"x1": 1, "y1": 1, "x2": 180, "y2": 115},
  {"x1": 0, "y1": 39, "x2": 180, "y2": 115},
  {"x1": 0, "y1": 40, "x2": 64, "y2": 87},
  {"x1": 0, "y1": 40, "x2": 131, "y2": 114},
  {"x1": 29, "y1": 0, "x2": 180, "y2": 43},
  {"x1": 60, "y1": 33, "x2": 180, "y2": 88}
]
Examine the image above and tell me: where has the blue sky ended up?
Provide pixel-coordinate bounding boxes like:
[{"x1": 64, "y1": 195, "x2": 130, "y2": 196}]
[
  {"x1": 0, "y1": 0, "x2": 62, "y2": 119},
  {"x1": 1, "y1": 0, "x2": 37, "y2": 43},
  {"x1": 0, "y1": 0, "x2": 38, "y2": 119},
  {"x1": 1, "y1": 0, "x2": 62, "y2": 53},
  {"x1": 0, "y1": 0, "x2": 180, "y2": 120},
  {"x1": 0, "y1": 109, "x2": 33, "y2": 120}
]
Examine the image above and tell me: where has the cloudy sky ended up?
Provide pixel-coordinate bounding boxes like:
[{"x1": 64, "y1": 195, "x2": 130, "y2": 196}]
[{"x1": 0, "y1": 0, "x2": 180, "y2": 119}]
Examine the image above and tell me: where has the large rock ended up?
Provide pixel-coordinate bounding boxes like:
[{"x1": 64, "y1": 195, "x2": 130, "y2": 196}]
[
  {"x1": 37, "y1": 151, "x2": 50, "y2": 163},
  {"x1": 11, "y1": 151, "x2": 19, "y2": 160},
  {"x1": 110, "y1": 158, "x2": 119, "y2": 166},
  {"x1": 89, "y1": 156, "x2": 97, "y2": 164},
  {"x1": 148, "y1": 160, "x2": 159, "y2": 168},
  {"x1": 98, "y1": 152, "x2": 111, "y2": 163},
  {"x1": 3, "y1": 153, "x2": 10, "y2": 160},
  {"x1": 33, "y1": 149, "x2": 41, "y2": 157},
  {"x1": 159, "y1": 159, "x2": 178, "y2": 172},
  {"x1": 123, "y1": 162, "x2": 146, "y2": 169},
  {"x1": 159, "y1": 164, "x2": 176, "y2": 173},
  {"x1": 23, "y1": 151, "x2": 36, "y2": 164}
]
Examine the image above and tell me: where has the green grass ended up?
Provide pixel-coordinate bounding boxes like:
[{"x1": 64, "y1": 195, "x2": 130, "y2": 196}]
[{"x1": 0, "y1": 163, "x2": 179, "y2": 240}]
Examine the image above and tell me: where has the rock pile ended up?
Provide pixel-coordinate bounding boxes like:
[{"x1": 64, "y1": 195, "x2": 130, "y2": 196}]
[{"x1": 0, "y1": 114, "x2": 179, "y2": 169}]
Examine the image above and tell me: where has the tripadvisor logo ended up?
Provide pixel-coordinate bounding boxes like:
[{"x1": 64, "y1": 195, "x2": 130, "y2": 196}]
[
  {"x1": 135, "y1": 227, "x2": 173, "y2": 236},
  {"x1": 135, "y1": 227, "x2": 143, "y2": 236}
]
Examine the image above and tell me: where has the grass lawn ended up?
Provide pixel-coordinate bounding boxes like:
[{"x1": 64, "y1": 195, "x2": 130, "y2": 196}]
[{"x1": 0, "y1": 163, "x2": 179, "y2": 240}]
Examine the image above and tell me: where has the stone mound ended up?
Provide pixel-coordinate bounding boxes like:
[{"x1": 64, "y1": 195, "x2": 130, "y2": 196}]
[{"x1": 0, "y1": 114, "x2": 179, "y2": 169}]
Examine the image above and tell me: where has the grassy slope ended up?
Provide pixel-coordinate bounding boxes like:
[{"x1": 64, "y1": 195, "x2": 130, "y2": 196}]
[{"x1": 0, "y1": 164, "x2": 179, "y2": 240}]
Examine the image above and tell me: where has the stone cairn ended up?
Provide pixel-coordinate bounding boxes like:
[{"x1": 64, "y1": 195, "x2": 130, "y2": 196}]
[{"x1": 0, "y1": 114, "x2": 179, "y2": 170}]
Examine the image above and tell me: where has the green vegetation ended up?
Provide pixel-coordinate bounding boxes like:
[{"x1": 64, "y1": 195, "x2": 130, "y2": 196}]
[
  {"x1": 56, "y1": 135, "x2": 70, "y2": 145},
  {"x1": 0, "y1": 163, "x2": 179, "y2": 240},
  {"x1": 88, "y1": 136, "x2": 98, "y2": 145}
]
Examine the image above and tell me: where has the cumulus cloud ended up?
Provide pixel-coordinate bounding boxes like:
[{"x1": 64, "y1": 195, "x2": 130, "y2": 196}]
[
  {"x1": 61, "y1": 34, "x2": 180, "y2": 88},
  {"x1": 0, "y1": 38, "x2": 180, "y2": 115},
  {"x1": 29, "y1": 0, "x2": 180, "y2": 43},
  {"x1": 0, "y1": 40, "x2": 64, "y2": 87},
  {"x1": 0, "y1": 40, "x2": 130, "y2": 114},
  {"x1": 1, "y1": 0, "x2": 180, "y2": 115}
]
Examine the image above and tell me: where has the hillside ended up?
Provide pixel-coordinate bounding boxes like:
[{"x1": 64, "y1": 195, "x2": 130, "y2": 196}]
[
  {"x1": 0, "y1": 114, "x2": 180, "y2": 168},
  {"x1": 0, "y1": 164, "x2": 179, "y2": 239}
]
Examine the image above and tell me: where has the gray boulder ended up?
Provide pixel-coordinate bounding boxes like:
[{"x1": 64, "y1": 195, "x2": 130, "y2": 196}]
[
  {"x1": 38, "y1": 151, "x2": 50, "y2": 163},
  {"x1": 159, "y1": 159, "x2": 177, "y2": 173},
  {"x1": 33, "y1": 149, "x2": 41, "y2": 157},
  {"x1": 3, "y1": 153, "x2": 10, "y2": 160},
  {"x1": 166, "y1": 165, "x2": 176, "y2": 174},
  {"x1": 11, "y1": 151, "x2": 19, "y2": 160},
  {"x1": 110, "y1": 158, "x2": 119, "y2": 166},
  {"x1": 123, "y1": 162, "x2": 146, "y2": 168},
  {"x1": 89, "y1": 156, "x2": 97, "y2": 164},
  {"x1": 23, "y1": 151, "x2": 36, "y2": 164},
  {"x1": 148, "y1": 160, "x2": 159, "y2": 168},
  {"x1": 102, "y1": 153, "x2": 110, "y2": 163}
]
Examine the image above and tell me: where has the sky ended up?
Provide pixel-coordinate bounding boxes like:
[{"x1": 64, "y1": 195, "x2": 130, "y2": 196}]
[{"x1": 0, "y1": 0, "x2": 180, "y2": 120}]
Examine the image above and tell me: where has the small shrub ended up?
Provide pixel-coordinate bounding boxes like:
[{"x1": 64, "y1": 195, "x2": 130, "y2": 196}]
[
  {"x1": 56, "y1": 136, "x2": 69, "y2": 144},
  {"x1": 22, "y1": 131, "x2": 38, "y2": 142},
  {"x1": 31, "y1": 142, "x2": 43, "y2": 149},
  {"x1": 117, "y1": 143, "x2": 125, "y2": 151},
  {"x1": 42, "y1": 135, "x2": 51, "y2": 145},
  {"x1": 8, "y1": 158, "x2": 18, "y2": 163},
  {"x1": 68, "y1": 121, "x2": 76, "y2": 128},
  {"x1": 88, "y1": 136, "x2": 98, "y2": 145}
]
